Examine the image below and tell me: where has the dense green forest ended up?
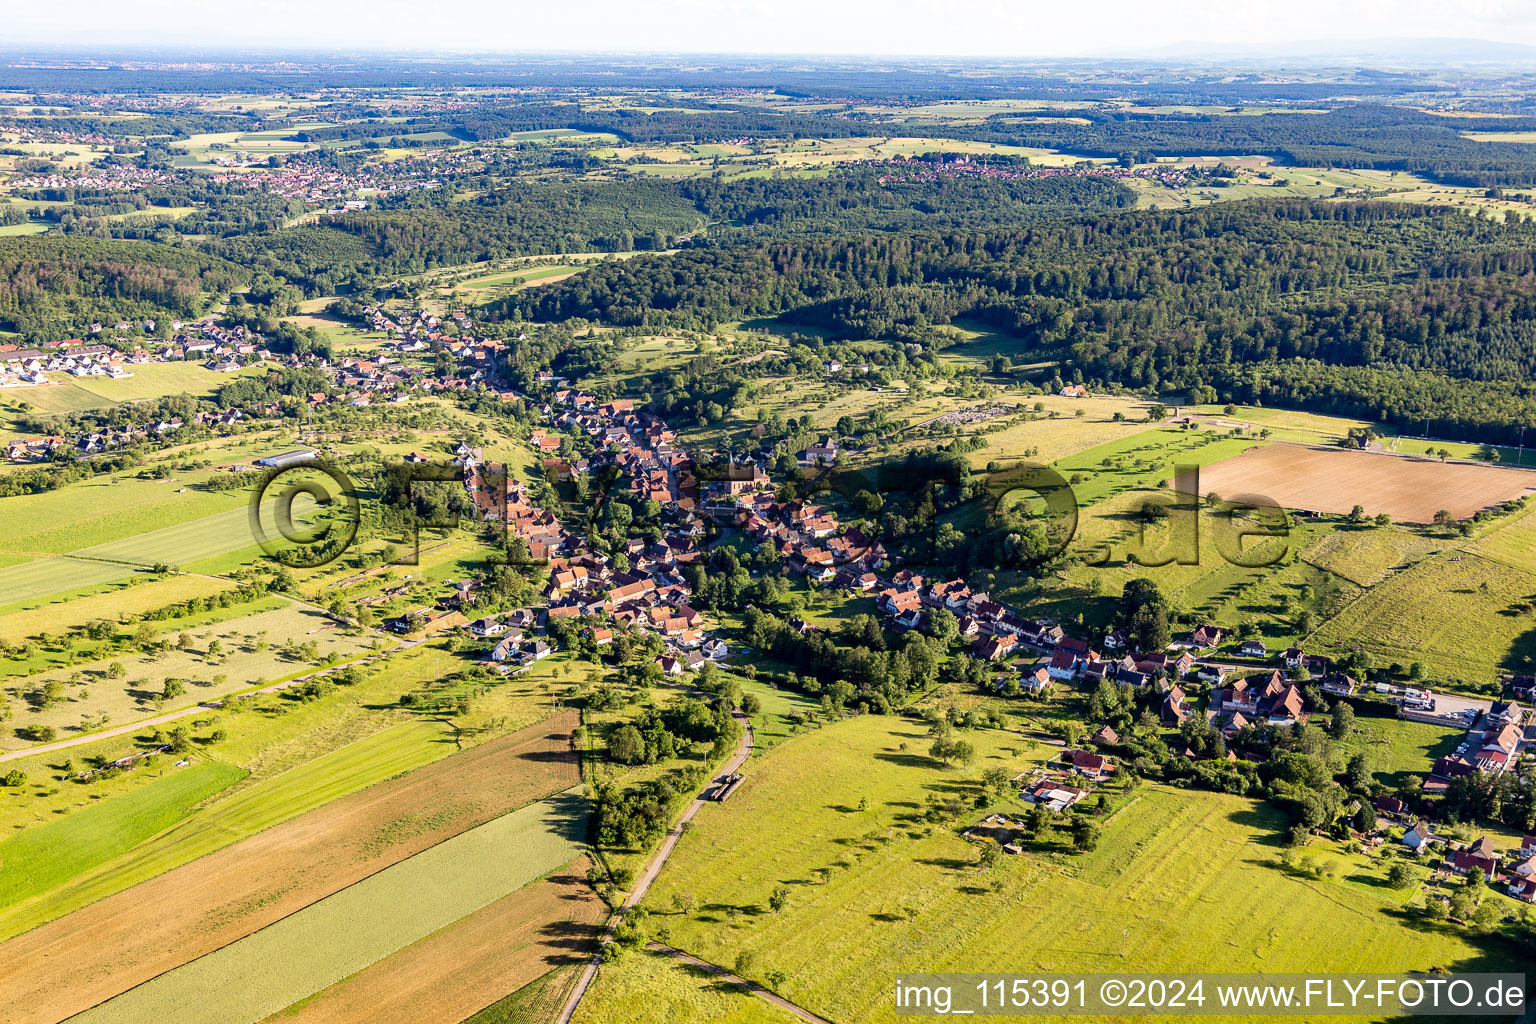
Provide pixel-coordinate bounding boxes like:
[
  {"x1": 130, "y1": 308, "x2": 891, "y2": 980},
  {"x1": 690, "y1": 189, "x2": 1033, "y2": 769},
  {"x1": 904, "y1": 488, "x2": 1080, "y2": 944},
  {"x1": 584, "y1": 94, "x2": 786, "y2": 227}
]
[
  {"x1": 194, "y1": 170, "x2": 1131, "y2": 290},
  {"x1": 525, "y1": 201, "x2": 1536, "y2": 442},
  {"x1": 0, "y1": 236, "x2": 246, "y2": 340}
]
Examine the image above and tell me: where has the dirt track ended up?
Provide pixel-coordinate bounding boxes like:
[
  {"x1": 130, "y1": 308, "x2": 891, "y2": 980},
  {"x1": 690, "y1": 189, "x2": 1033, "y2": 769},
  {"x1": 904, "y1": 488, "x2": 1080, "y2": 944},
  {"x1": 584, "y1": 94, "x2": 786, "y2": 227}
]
[
  {"x1": 1193, "y1": 442, "x2": 1536, "y2": 523},
  {"x1": 0, "y1": 711, "x2": 579, "y2": 1024}
]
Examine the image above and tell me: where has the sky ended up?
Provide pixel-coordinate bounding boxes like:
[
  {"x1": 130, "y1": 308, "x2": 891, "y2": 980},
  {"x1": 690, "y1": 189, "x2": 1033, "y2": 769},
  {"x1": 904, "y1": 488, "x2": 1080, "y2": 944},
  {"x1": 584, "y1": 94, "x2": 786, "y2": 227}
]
[{"x1": 12, "y1": 0, "x2": 1536, "y2": 57}]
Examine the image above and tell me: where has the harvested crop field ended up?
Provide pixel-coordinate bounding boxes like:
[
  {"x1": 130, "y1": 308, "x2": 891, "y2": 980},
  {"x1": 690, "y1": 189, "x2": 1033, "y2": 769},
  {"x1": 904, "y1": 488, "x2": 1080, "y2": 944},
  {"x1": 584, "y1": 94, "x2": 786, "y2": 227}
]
[
  {"x1": 1191, "y1": 442, "x2": 1536, "y2": 523},
  {"x1": 261, "y1": 858, "x2": 604, "y2": 1024},
  {"x1": 71, "y1": 793, "x2": 589, "y2": 1024},
  {"x1": 0, "y1": 711, "x2": 579, "y2": 1024}
]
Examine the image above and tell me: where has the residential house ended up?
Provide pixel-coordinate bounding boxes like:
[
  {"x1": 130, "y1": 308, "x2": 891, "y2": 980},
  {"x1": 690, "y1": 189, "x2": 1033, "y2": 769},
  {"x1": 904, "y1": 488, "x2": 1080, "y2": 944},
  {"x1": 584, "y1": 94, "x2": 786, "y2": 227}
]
[
  {"x1": 1449, "y1": 836, "x2": 1500, "y2": 877},
  {"x1": 1021, "y1": 777, "x2": 1087, "y2": 812},
  {"x1": 975, "y1": 634, "x2": 1018, "y2": 662},
  {"x1": 1402, "y1": 823, "x2": 1434, "y2": 853},
  {"x1": 1063, "y1": 749, "x2": 1115, "y2": 780},
  {"x1": 1188, "y1": 624, "x2": 1224, "y2": 650},
  {"x1": 1046, "y1": 649, "x2": 1080, "y2": 681},
  {"x1": 1018, "y1": 666, "x2": 1054, "y2": 694},
  {"x1": 1161, "y1": 686, "x2": 1191, "y2": 726}
]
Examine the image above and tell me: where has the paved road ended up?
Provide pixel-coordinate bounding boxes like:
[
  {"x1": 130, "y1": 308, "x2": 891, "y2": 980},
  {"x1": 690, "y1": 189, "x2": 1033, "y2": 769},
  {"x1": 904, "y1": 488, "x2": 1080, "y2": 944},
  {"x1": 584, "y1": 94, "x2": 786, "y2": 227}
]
[
  {"x1": 646, "y1": 942, "x2": 835, "y2": 1024},
  {"x1": 555, "y1": 710, "x2": 754, "y2": 1024}
]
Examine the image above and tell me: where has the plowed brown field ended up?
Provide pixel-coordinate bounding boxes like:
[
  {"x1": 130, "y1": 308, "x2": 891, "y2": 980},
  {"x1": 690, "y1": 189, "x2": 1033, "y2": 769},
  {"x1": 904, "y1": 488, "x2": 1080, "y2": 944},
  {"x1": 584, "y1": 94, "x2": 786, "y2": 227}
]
[
  {"x1": 1191, "y1": 443, "x2": 1536, "y2": 523},
  {"x1": 0, "y1": 711, "x2": 579, "y2": 1024}
]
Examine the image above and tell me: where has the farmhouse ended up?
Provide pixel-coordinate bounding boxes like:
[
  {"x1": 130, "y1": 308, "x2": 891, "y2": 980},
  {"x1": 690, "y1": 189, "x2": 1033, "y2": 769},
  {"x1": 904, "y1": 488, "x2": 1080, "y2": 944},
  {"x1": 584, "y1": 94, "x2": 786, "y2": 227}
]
[
  {"x1": 1021, "y1": 778, "x2": 1087, "y2": 812},
  {"x1": 1062, "y1": 749, "x2": 1115, "y2": 780}
]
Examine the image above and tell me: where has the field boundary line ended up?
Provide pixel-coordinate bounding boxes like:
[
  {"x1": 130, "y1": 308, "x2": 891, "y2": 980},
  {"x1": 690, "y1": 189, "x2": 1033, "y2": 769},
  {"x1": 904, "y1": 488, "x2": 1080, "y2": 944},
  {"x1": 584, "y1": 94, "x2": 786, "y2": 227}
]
[{"x1": 645, "y1": 942, "x2": 839, "y2": 1024}]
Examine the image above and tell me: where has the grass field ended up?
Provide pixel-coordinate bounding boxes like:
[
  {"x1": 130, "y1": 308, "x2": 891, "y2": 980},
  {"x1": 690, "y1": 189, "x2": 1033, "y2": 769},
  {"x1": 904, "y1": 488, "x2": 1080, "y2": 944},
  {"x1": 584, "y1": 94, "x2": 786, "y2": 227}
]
[
  {"x1": 1300, "y1": 527, "x2": 1448, "y2": 587},
  {"x1": 1311, "y1": 551, "x2": 1536, "y2": 682},
  {"x1": 735, "y1": 674, "x2": 825, "y2": 756},
  {"x1": 454, "y1": 263, "x2": 583, "y2": 291},
  {"x1": 1203, "y1": 404, "x2": 1379, "y2": 446},
  {"x1": 0, "y1": 572, "x2": 228, "y2": 641},
  {"x1": 0, "y1": 379, "x2": 109, "y2": 414},
  {"x1": 612, "y1": 716, "x2": 1523, "y2": 1024},
  {"x1": 1, "y1": 602, "x2": 377, "y2": 753},
  {"x1": 1472, "y1": 506, "x2": 1536, "y2": 575},
  {"x1": 69, "y1": 791, "x2": 588, "y2": 1024},
  {"x1": 963, "y1": 397, "x2": 1162, "y2": 468},
  {"x1": 0, "y1": 759, "x2": 246, "y2": 910},
  {"x1": 572, "y1": 946, "x2": 796, "y2": 1024},
  {"x1": 70, "y1": 361, "x2": 264, "y2": 403},
  {"x1": 1339, "y1": 716, "x2": 1465, "y2": 793},
  {"x1": 0, "y1": 363, "x2": 260, "y2": 423}
]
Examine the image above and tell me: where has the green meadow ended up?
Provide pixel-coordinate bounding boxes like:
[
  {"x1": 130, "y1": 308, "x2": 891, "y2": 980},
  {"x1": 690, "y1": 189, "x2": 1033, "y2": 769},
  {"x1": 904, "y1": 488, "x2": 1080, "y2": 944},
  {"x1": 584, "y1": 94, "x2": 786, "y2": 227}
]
[
  {"x1": 604, "y1": 715, "x2": 1524, "y2": 1024},
  {"x1": 0, "y1": 759, "x2": 246, "y2": 910},
  {"x1": 0, "y1": 601, "x2": 377, "y2": 753}
]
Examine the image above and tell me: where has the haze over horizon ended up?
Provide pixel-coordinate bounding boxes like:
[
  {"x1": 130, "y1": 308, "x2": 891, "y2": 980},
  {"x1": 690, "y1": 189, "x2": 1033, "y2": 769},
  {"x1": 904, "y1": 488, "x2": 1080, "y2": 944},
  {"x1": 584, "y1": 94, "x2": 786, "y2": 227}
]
[{"x1": 8, "y1": 0, "x2": 1536, "y2": 61}]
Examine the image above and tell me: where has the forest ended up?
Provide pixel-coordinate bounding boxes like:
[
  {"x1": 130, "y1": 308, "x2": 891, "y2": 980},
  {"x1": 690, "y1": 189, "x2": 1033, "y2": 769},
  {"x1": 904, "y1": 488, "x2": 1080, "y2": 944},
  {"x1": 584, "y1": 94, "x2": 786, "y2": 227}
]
[
  {"x1": 526, "y1": 200, "x2": 1536, "y2": 441},
  {"x1": 0, "y1": 236, "x2": 246, "y2": 339}
]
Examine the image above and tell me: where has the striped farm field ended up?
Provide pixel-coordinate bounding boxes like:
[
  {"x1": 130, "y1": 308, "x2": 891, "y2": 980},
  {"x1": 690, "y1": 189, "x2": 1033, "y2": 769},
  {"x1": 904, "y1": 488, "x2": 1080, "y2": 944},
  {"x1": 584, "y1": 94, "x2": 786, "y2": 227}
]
[
  {"x1": 0, "y1": 505, "x2": 257, "y2": 607},
  {"x1": 0, "y1": 712, "x2": 580, "y2": 1024},
  {"x1": 0, "y1": 760, "x2": 246, "y2": 911},
  {"x1": 0, "y1": 555, "x2": 140, "y2": 608},
  {"x1": 0, "y1": 718, "x2": 456, "y2": 940},
  {"x1": 0, "y1": 571, "x2": 227, "y2": 639},
  {"x1": 262, "y1": 857, "x2": 604, "y2": 1024},
  {"x1": 1, "y1": 486, "x2": 245, "y2": 555},
  {"x1": 71, "y1": 792, "x2": 588, "y2": 1024}
]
